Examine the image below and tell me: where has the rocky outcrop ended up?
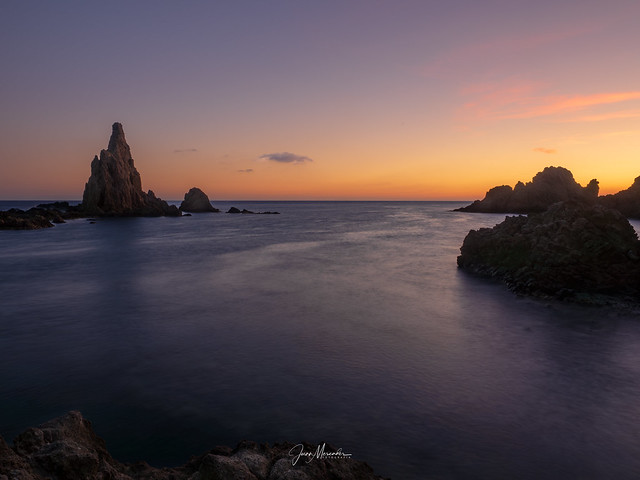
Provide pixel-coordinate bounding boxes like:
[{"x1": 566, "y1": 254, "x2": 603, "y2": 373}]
[
  {"x1": 180, "y1": 187, "x2": 219, "y2": 213},
  {"x1": 0, "y1": 202, "x2": 87, "y2": 230},
  {"x1": 455, "y1": 166, "x2": 599, "y2": 213},
  {"x1": 0, "y1": 412, "x2": 386, "y2": 480},
  {"x1": 80, "y1": 123, "x2": 180, "y2": 217},
  {"x1": 0, "y1": 208, "x2": 63, "y2": 229},
  {"x1": 599, "y1": 176, "x2": 640, "y2": 219},
  {"x1": 457, "y1": 201, "x2": 640, "y2": 303}
]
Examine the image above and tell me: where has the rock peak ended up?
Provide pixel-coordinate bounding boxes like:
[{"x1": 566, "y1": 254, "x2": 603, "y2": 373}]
[{"x1": 107, "y1": 122, "x2": 130, "y2": 159}]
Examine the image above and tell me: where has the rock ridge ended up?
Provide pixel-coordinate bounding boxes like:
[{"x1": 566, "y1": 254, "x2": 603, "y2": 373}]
[
  {"x1": 455, "y1": 166, "x2": 599, "y2": 213},
  {"x1": 0, "y1": 411, "x2": 387, "y2": 480}
]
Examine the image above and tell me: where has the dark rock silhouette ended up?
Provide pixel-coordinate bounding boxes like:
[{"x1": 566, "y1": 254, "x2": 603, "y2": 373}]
[
  {"x1": 457, "y1": 201, "x2": 640, "y2": 304},
  {"x1": 456, "y1": 166, "x2": 599, "y2": 213},
  {"x1": 227, "y1": 206, "x2": 250, "y2": 214},
  {"x1": 0, "y1": 411, "x2": 385, "y2": 480},
  {"x1": 227, "y1": 207, "x2": 280, "y2": 214},
  {"x1": 179, "y1": 187, "x2": 219, "y2": 213},
  {"x1": 599, "y1": 176, "x2": 640, "y2": 219},
  {"x1": 0, "y1": 207, "x2": 70, "y2": 229},
  {"x1": 80, "y1": 123, "x2": 180, "y2": 217}
]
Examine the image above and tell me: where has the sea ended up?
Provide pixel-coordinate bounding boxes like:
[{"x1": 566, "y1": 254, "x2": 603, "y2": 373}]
[{"x1": 2, "y1": 200, "x2": 640, "y2": 480}]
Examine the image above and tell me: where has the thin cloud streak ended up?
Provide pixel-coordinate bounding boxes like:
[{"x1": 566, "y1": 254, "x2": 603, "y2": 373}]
[
  {"x1": 173, "y1": 148, "x2": 198, "y2": 153},
  {"x1": 259, "y1": 152, "x2": 313, "y2": 164},
  {"x1": 503, "y1": 91, "x2": 640, "y2": 119},
  {"x1": 533, "y1": 147, "x2": 556, "y2": 154},
  {"x1": 562, "y1": 109, "x2": 640, "y2": 123}
]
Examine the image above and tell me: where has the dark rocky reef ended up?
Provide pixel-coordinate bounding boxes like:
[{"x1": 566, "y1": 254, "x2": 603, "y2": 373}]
[
  {"x1": 0, "y1": 208, "x2": 66, "y2": 230},
  {"x1": 0, "y1": 411, "x2": 385, "y2": 480},
  {"x1": 457, "y1": 201, "x2": 640, "y2": 304},
  {"x1": 599, "y1": 176, "x2": 640, "y2": 219},
  {"x1": 0, "y1": 203, "x2": 85, "y2": 230},
  {"x1": 180, "y1": 187, "x2": 219, "y2": 213},
  {"x1": 455, "y1": 166, "x2": 599, "y2": 213},
  {"x1": 227, "y1": 207, "x2": 280, "y2": 214},
  {"x1": 80, "y1": 123, "x2": 180, "y2": 217}
]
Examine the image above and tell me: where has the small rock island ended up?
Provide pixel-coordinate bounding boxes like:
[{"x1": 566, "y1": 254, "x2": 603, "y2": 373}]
[{"x1": 179, "y1": 187, "x2": 219, "y2": 213}]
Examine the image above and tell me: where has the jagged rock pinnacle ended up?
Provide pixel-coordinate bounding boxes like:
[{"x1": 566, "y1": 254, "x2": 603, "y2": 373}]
[{"x1": 80, "y1": 123, "x2": 180, "y2": 217}]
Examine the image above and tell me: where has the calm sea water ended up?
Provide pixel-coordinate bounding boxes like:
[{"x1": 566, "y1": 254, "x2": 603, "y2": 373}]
[{"x1": 2, "y1": 201, "x2": 640, "y2": 480}]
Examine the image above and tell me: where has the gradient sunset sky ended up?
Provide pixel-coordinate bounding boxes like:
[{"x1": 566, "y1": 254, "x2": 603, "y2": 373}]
[{"x1": 2, "y1": 0, "x2": 639, "y2": 200}]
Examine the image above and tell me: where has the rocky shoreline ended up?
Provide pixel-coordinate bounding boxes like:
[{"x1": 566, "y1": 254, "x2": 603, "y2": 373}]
[{"x1": 0, "y1": 412, "x2": 386, "y2": 480}]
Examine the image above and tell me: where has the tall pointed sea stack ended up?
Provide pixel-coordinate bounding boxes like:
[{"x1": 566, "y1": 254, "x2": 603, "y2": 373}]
[{"x1": 81, "y1": 123, "x2": 180, "y2": 216}]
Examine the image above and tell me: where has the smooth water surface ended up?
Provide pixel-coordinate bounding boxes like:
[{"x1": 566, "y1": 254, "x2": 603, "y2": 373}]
[{"x1": 2, "y1": 201, "x2": 640, "y2": 479}]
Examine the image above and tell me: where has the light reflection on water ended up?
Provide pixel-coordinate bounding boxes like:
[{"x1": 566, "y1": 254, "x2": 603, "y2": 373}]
[{"x1": 1, "y1": 201, "x2": 640, "y2": 480}]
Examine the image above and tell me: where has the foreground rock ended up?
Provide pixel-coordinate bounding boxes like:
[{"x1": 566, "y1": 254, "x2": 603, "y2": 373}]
[
  {"x1": 180, "y1": 187, "x2": 219, "y2": 213},
  {"x1": 0, "y1": 412, "x2": 386, "y2": 480},
  {"x1": 80, "y1": 123, "x2": 180, "y2": 217},
  {"x1": 599, "y1": 176, "x2": 640, "y2": 219},
  {"x1": 455, "y1": 166, "x2": 599, "y2": 213},
  {"x1": 457, "y1": 201, "x2": 640, "y2": 304}
]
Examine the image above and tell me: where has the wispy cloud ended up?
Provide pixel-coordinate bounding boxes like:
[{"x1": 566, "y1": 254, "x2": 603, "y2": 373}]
[
  {"x1": 173, "y1": 148, "x2": 198, "y2": 153},
  {"x1": 562, "y1": 109, "x2": 640, "y2": 123},
  {"x1": 259, "y1": 152, "x2": 313, "y2": 164},
  {"x1": 238, "y1": 168, "x2": 254, "y2": 173},
  {"x1": 533, "y1": 147, "x2": 556, "y2": 154},
  {"x1": 503, "y1": 92, "x2": 640, "y2": 119},
  {"x1": 460, "y1": 80, "x2": 640, "y2": 122}
]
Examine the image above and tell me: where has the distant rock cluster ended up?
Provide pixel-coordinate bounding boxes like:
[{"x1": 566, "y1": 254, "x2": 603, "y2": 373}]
[
  {"x1": 455, "y1": 166, "x2": 599, "y2": 213},
  {"x1": 0, "y1": 411, "x2": 385, "y2": 480},
  {"x1": 227, "y1": 207, "x2": 280, "y2": 214},
  {"x1": 0, "y1": 123, "x2": 287, "y2": 229},
  {"x1": 455, "y1": 165, "x2": 640, "y2": 218}
]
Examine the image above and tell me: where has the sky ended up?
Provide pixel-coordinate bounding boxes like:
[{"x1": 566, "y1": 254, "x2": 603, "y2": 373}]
[{"x1": 1, "y1": 0, "x2": 639, "y2": 200}]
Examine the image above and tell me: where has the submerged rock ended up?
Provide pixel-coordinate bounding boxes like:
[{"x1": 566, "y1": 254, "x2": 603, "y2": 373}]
[
  {"x1": 457, "y1": 201, "x2": 640, "y2": 303},
  {"x1": 0, "y1": 412, "x2": 385, "y2": 480},
  {"x1": 179, "y1": 187, "x2": 219, "y2": 212},
  {"x1": 80, "y1": 123, "x2": 180, "y2": 217},
  {"x1": 456, "y1": 166, "x2": 599, "y2": 213}
]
